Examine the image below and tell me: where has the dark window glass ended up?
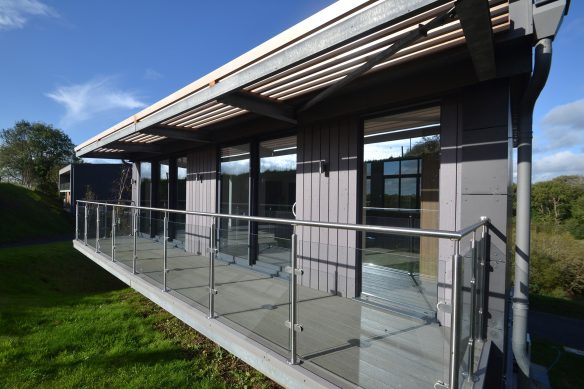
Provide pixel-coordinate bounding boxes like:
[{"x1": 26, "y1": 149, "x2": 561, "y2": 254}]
[
  {"x1": 384, "y1": 161, "x2": 399, "y2": 175},
  {"x1": 401, "y1": 159, "x2": 418, "y2": 175}
]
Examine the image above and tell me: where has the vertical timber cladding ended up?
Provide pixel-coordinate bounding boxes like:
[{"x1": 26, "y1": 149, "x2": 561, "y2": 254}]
[
  {"x1": 296, "y1": 117, "x2": 360, "y2": 298},
  {"x1": 185, "y1": 146, "x2": 217, "y2": 256}
]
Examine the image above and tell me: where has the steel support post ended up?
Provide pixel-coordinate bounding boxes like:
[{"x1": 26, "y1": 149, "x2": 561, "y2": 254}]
[
  {"x1": 96, "y1": 205, "x2": 100, "y2": 253},
  {"x1": 111, "y1": 207, "x2": 116, "y2": 261},
  {"x1": 163, "y1": 211, "x2": 168, "y2": 292},
  {"x1": 84, "y1": 205, "x2": 88, "y2": 245},
  {"x1": 288, "y1": 232, "x2": 303, "y2": 365},
  {"x1": 449, "y1": 239, "x2": 462, "y2": 389},
  {"x1": 208, "y1": 220, "x2": 217, "y2": 319},
  {"x1": 478, "y1": 224, "x2": 488, "y2": 340},
  {"x1": 465, "y1": 232, "x2": 478, "y2": 383},
  {"x1": 133, "y1": 209, "x2": 138, "y2": 274}
]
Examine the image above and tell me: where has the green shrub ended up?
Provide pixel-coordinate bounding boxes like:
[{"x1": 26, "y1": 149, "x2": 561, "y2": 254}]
[{"x1": 531, "y1": 228, "x2": 584, "y2": 297}]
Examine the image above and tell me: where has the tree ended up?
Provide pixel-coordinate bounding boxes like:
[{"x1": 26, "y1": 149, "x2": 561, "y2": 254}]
[
  {"x1": 0, "y1": 121, "x2": 78, "y2": 193},
  {"x1": 111, "y1": 162, "x2": 132, "y2": 203},
  {"x1": 531, "y1": 176, "x2": 584, "y2": 225}
]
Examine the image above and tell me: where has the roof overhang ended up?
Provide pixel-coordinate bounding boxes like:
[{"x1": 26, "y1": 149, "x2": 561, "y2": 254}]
[
  {"x1": 76, "y1": 0, "x2": 517, "y2": 158},
  {"x1": 59, "y1": 164, "x2": 72, "y2": 175}
]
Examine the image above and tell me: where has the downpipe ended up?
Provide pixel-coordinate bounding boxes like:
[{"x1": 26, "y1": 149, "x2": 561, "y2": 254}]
[{"x1": 513, "y1": 38, "x2": 552, "y2": 385}]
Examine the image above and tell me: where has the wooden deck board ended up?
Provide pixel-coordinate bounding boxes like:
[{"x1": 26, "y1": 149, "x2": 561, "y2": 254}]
[{"x1": 90, "y1": 235, "x2": 445, "y2": 388}]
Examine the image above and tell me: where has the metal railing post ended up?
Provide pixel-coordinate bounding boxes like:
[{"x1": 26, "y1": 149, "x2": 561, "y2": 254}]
[
  {"x1": 163, "y1": 211, "x2": 168, "y2": 292},
  {"x1": 75, "y1": 203, "x2": 79, "y2": 240},
  {"x1": 478, "y1": 221, "x2": 488, "y2": 341},
  {"x1": 208, "y1": 219, "x2": 218, "y2": 318},
  {"x1": 84, "y1": 205, "x2": 88, "y2": 245},
  {"x1": 133, "y1": 208, "x2": 138, "y2": 274},
  {"x1": 465, "y1": 231, "x2": 478, "y2": 383},
  {"x1": 449, "y1": 239, "x2": 462, "y2": 389},
  {"x1": 96, "y1": 205, "x2": 100, "y2": 253},
  {"x1": 286, "y1": 231, "x2": 303, "y2": 365},
  {"x1": 111, "y1": 206, "x2": 116, "y2": 261}
]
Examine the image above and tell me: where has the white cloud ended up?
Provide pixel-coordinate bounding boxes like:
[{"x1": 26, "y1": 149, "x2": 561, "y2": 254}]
[
  {"x1": 144, "y1": 68, "x2": 163, "y2": 80},
  {"x1": 538, "y1": 99, "x2": 584, "y2": 151},
  {"x1": 0, "y1": 0, "x2": 57, "y2": 30},
  {"x1": 533, "y1": 150, "x2": 584, "y2": 182},
  {"x1": 47, "y1": 76, "x2": 147, "y2": 127}
]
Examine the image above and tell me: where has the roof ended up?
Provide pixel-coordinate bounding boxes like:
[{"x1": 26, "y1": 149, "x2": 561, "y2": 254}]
[{"x1": 76, "y1": 0, "x2": 515, "y2": 158}]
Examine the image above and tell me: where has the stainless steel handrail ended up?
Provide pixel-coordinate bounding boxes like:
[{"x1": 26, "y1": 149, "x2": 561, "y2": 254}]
[
  {"x1": 75, "y1": 199, "x2": 490, "y2": 388},
  {"x1": 77, "y1": 200, "x2": 487, "y2": 240}
]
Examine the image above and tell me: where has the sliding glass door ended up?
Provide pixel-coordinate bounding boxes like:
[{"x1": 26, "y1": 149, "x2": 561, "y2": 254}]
[
  {"x1": 362, "y1": 106, "x2": 440, "y2": 315},
  {"x1": 257, "y1": 136, "x2": 296, "y2": 267},
  {"x1": 219, "y1": 136, "x2": 296, "y2": 268},
  {"x1": 219, "y1": 144, "x2": 251, "y2": 261}
]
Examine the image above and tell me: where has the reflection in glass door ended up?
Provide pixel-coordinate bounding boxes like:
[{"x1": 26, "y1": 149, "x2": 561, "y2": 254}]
[
  {"x1": 157, "y1": 160, "x2": 170, "y2": 236},
  {"x1": 219, "y1": 144, "x2": 250, "y2": 261},
  {"x1": 139, "y1": 162, "x2": 152, "y2": 236},
  {"x1": 257, "y1": 136, "x2": 296, "y2": 268},
  {"x1": 362, "y1": 106, "x2": 440, "y2": 316},
  {"x1": 218, "y1": 136, "x2": 297, "y2": 270},
  {"x1": 174, "y1": 157, "x2": 187, "y2": 243}
]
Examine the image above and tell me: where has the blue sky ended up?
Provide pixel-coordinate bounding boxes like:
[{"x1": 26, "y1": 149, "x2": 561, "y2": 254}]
[{"x1": 0, "y1": 0, "x2": 582, "y2": 181}]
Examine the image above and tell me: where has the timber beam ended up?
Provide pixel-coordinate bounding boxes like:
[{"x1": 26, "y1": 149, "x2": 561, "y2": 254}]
[
  {"x1": 143, "y1": 126, "x2": 212, "y2": 143},
  {"x1": 219, "y1": 91, "x2": 297, "y2": 124},
  {"x1": 455, "y1": 0, "x2": 496, "y2": 81}
]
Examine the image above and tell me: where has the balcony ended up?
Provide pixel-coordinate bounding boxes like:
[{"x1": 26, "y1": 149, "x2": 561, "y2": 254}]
[{"x1": 73, "y1": 201, "x2": 490, "y2": 388}]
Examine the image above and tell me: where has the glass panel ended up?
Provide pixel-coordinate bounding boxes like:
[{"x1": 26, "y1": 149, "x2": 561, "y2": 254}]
[
  {"x1": 459, "y1": 239, "x2": 474, "y2": 384},
  {"x1": 219, "y1": 144, "x2": 250, "y2": 261},
  {"x1": 112, "y1": 207, "x2": 134, "y2": 269},
  {"x1": 86, "y1": 205, "x2": 96, "y2": 248},
  {"x1": 140, "y1": 162, "x2": 152, "y2": 236},
  {"x1": 135, "y1": 210, "x2": 164, "y2": 287},
  {"x1": 383, "y1": 160, "x2": 399, "y2": 175},
  {"x1": 363, "y1": 106, "x2": 441, "y2": 317},
  {"x1": 98, "y1": 205, "x2": 112, "y2": 257},
  {"x1": 258, "y1": 136, "x2": 296, "y2": 268},
  {"x1": 297, "y1": 239, "x2": 445, "y2": 388},
  {"x1": 401, "y1": 159, "x2": 419, "y2": 175},
  {"x1": 400, "y1": 177, "x2": 418, "y2": 209},
  {"x1": 215, "y1": 228, "x2": 290, "y2": 358},
  {"x1": 166, "y1": 217, "x2": 210, "y2": 311},
  {"x1": 383, "y1": 178, "x2": 399, "y2": 208},
  {"x1": 76, "y1": 205, "x2": 85, "y2": 241}
]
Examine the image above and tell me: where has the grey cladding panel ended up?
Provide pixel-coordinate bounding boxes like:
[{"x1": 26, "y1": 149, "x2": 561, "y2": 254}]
[
  {"x1": 295, "y1": 117, "x2": 359, "y2": 298},
  {"x1": 461, "y1": 81, "x2": 509, "y2": 130},
  {"x1": 185, "y1": 146, "x2": 217, "y2": 255}
]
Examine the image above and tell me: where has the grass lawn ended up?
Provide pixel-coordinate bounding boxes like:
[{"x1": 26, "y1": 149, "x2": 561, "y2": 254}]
[
  {"x1": 0, "y1": 183, "x2": 73, "y2": 244},
  {"x1": 531, "y1": 337, "x2": 584, "y2": 389},
  {"x1": 0, "y1": 242, "x2": 275, "y2": 388}
]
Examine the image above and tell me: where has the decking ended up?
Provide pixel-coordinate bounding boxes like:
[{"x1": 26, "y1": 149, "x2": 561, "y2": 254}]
[{"x1": 81, "y1": 234, "x2": 449, "y2": 388}]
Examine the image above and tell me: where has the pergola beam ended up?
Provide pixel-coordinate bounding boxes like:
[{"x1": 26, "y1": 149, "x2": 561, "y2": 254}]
[
  {"x1": 455, "y1": 0, "x2": 496, "y2": 81},
  {"x1": 219, "y1": 91, "x2": 297, "y2": 124},
  {"x1": 143, "y1": 127, "x2": 212, "y2": 143},
  {"x1": 109, "y1": 142, "x2": 164, "y2": 154}
]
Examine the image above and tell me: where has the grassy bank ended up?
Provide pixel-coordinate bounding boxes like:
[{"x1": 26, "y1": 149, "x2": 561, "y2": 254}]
[
  {"x1": 0, "y1": 183, "x2": 72, "y2": 244},
  {"x1": 0, "y1": 242, "x2": 274, "y2": 388}
]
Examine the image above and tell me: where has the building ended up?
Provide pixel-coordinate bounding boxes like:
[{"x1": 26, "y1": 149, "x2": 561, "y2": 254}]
[
  {"x1": 71, "y1": 1, "x2": 569, "y2": 388},
  {"x1": 59, "y1": 163, "x2": 131, "y2": 212}
]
